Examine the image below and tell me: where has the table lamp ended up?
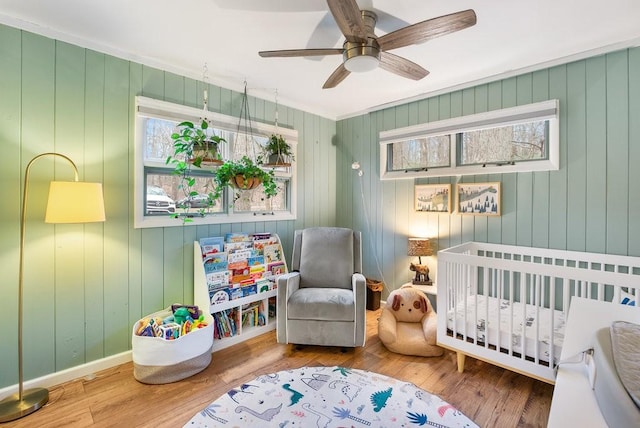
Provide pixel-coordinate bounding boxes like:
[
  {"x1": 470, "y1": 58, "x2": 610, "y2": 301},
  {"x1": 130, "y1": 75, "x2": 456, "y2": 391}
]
[
  {"x1": 0, "y1": 152, "x2": 105, "y2": 422},
  {"x1": 407, "y1": 237, "x2": 433, "y2": 285}
]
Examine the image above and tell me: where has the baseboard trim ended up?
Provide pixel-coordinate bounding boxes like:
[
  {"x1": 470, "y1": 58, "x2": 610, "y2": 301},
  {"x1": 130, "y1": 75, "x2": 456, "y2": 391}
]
[{"x1": 0, "y1": 351, "x2": 132, "y2": 399}]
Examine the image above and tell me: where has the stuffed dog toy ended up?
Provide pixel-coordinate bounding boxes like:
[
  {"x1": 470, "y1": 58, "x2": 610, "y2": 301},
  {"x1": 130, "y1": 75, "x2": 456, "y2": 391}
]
[{"x1": 378, "y1": 284, "x2": 443, "y2": 357}]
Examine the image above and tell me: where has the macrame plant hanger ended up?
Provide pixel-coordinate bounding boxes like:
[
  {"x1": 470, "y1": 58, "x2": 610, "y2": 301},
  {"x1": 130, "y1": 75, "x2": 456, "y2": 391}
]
[
  {"x1": 199, "y1": 63, "x2": 221, "y2": 210},
  {"x1": 236, "y1": 81, "x2": 260, "y2": 164}
]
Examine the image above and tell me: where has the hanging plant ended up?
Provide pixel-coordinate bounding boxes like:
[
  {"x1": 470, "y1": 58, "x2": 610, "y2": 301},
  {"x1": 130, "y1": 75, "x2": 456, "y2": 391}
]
[
  {"x1": 210, "y1": 82, "x2": 280, "y2": 203},
  {"x1": 263, "y1": 134, "x2": 294, "y2": 166},
  {"x1": 212, "y1": 156, "x2": 277, "y2": 201},
  {"x1": 169, "y1": 120, "x2": 225, "y2": 167},
  {"x1": 166, "y1": 119, "x2": 226, "y2": 219}
]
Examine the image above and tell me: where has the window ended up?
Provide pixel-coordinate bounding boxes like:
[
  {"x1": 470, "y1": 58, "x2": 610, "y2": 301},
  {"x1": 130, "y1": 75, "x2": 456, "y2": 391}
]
[
  {"x1": 380, "y1": 100, "x2": 559, "y2": 180},
  {"x1": 134, "y1": 96, "x2": 297, "y2": 228},
  {"x1": 457, "y1": 120, "x2": 548, "y2": 166},
  {"x1": 389, "y1": 135, "x2": 451, "y2": 172}
]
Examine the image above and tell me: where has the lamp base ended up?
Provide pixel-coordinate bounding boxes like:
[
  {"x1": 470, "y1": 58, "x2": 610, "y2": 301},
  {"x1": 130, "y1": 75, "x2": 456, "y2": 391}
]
[
  {"x1": 412, "y1": 279, "x2": 433, "y2": 286},
  {"x1": 0, "y1": 387, "x2": 49, "y2": 422}
]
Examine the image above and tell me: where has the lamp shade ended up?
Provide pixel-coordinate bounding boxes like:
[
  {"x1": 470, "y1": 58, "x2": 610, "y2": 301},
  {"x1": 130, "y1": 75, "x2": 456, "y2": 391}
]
[
  {"x1": 45, "y1": 181, "x2": 106, "y2": 223},
  {"x1": 407, "y1": 237, "x2": 433, "y2": 257}
]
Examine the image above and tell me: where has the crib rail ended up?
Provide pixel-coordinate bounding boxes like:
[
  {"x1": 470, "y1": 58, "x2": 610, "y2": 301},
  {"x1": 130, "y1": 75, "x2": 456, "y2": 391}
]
[{"x1": 436, "y1": 242, "x2": 640, "y2": 383}]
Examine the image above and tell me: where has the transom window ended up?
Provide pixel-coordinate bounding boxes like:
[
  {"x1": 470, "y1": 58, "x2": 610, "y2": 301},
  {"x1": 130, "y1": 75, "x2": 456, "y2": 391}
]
[
  {"x1": 134, "y1": 96, "x2": 297, "y2": 228},
  {"x1": 380, "y1": 100, "x2": 559, "y2": 179}
]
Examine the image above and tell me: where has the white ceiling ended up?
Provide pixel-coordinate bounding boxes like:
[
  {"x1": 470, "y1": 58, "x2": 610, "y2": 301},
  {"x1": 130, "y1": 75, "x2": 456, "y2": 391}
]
[{"x1": 1, "y1": 0, "x2": 639, "y2": 120}]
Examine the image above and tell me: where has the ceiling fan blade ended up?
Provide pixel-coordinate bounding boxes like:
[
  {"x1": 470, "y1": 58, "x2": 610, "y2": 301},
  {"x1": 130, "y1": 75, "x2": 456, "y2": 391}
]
[
  {"x1": 327, "y1": 0, "x2": 367, "y2": 43},
  {"x1": 379, "y1": 52, "x2": 429, "y2": 80},
  {"x1": 378, "y1": 9, "x2": 477, "y2": 52},
  {"x1": 259, "y1": 48, "x2": 343, "y2": 58},
  {"x1": 305, "y1": 12, "x2": 343, "y2": 61},
  {"x1": 323, "y1": 63, "x2": 351, "y2": 89}
]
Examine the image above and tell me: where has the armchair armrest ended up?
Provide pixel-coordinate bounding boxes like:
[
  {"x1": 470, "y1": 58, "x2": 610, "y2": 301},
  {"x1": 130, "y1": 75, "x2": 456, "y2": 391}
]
[
  {"x1": 277, "y1": 272, "x2": 301, "y2": 343},
  {"x1": 352, "y1": 272, "x2": 367, "y2": 346}
]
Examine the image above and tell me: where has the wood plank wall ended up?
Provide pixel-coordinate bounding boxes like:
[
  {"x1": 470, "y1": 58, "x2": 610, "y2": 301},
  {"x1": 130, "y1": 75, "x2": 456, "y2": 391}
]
[
  {"x1": 0, "y1": 25, "x2": 336, "y2": 389},
  {"x1": 336, "y1": 47, "x2": 640, "y2": 299}
]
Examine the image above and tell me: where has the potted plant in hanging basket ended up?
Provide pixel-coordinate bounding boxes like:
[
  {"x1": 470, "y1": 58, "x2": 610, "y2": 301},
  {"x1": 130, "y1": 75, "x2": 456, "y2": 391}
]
[
  {"x1": 212, "y1": 156, "x2": 278, "y2": 201},
  {"x1": 166, "y1": 120, "x2": 226, "y2": 219},
  {"x1": 263, "y1": 134, "x2": 294, "y2": 167},
  {"x1": 170, "y1": 120, "x2": 225, "y2": 167}
]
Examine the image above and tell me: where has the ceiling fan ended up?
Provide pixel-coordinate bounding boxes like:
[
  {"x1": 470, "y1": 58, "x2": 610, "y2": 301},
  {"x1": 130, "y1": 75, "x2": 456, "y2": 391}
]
[{"x1": 258, "y1": 0, "x2": 477, "y2": 89}]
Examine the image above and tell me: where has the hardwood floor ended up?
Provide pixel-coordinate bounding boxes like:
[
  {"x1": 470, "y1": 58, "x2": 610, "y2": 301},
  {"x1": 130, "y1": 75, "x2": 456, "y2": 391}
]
[{"x1": 3, "y1": 309, "x2": 554, "y2": 427}]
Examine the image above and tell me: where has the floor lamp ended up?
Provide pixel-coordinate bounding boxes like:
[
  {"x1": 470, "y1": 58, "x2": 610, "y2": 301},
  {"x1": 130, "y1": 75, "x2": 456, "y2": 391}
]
[{"x1": 0, "y1": 152, "x2": 105, "y2": 422}]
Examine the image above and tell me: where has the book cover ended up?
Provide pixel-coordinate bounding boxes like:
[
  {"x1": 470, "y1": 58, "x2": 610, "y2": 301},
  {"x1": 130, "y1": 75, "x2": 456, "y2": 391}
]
[
  {"x1": 228, "y1": 260, "x2": 249, "y2": 271},
  {"x1": 200, "y1": 237, "x2": 225, "y2": 257},
  {"x1": 207, "y1": 270, "x2": 230, "y2": 289},
  {"x1": 228, "y1": 249, "x2": 252, "y2": 263},
  {"x1": 263, "y1": 244, "x2": 282, "y2": 263},
  {"x1": 253, "y1": 238, "x2": 279, "y2": 254},
  {"x1": 225, "y1": 241, "x2": 252, "y2": 253},
  {"x1": 247, "y1": 255, "x2": 265, "y2": 266},
  {"x1": 203, "y1": 252, "x2": 227, "y2": 264},
  {"x1": 210, "y1": 288, "x2": 230, "y2": 305},
  {"x1": 204, "y1": 261, "x2": 228, "y2": 274},
  {"x1": 225, "y1": 232, "x2": 250, "y2": 243},
  {"x1": 251, "y1": 232, "x2": 272, "y2": 241},
  {"x1": 268, "y1": 261, "x2": 286, "y2": 276}
]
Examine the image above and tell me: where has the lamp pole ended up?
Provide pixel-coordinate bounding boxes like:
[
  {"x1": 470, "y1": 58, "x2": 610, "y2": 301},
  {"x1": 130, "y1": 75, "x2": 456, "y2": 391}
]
[{"x1": 0, "y1": 153, "x2": 90, "y2": 422}]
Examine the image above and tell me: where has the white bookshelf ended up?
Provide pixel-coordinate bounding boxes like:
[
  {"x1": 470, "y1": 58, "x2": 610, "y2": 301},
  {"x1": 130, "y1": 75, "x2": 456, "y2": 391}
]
[{"x1": 193, "y1": 236, "x2": 285, "y2": 352}]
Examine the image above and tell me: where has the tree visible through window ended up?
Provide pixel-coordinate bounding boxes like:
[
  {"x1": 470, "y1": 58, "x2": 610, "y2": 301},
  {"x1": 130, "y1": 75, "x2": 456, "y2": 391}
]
[
  {"x1": 458, "y1": 120, "x2": 547, "y2": 166},
  {"x1": 389, "y1": 135, "x2": 450, "y2": 171}
]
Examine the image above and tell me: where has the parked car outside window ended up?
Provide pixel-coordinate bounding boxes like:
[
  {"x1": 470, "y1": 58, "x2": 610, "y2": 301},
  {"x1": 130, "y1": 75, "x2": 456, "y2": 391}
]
[
  {"x1": 146, "y1": 185, "x2": 176, "y2": 214},
  {"x1": 176, "y1": 194, "x2": 213, "y2": 209}
]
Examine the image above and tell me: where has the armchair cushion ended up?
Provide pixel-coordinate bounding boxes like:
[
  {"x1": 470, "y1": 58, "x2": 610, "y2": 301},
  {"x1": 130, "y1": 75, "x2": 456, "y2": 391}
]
[
  {"x1": 298, "y1": 227, "x2": 354, "y2": 290},
  {"x1": 287, "y1": 288, "x2": 355, "y2": 322}
]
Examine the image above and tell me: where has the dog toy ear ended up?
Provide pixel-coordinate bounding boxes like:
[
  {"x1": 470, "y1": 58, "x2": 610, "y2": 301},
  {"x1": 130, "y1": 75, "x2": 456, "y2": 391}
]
[
  {"x1": 420, "y1": 296, "x2": 428, "y2": 313},
  {"x1": 392, "y1": 294, "x2": 401, "y2": 311}
]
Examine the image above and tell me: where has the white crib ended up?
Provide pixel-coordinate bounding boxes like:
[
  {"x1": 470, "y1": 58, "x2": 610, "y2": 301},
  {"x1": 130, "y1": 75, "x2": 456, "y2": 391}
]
[{"x1": 437, "y1": 242, "x2": 640, "y2": 383}]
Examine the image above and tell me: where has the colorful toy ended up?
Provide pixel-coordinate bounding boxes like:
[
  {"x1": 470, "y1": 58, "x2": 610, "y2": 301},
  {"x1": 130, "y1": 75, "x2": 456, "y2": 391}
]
[
  {"x1": 135, "y1": 306, "x2": 208, "y2": 340},
  {"x1": 173, "y1": 307, "x2": 191, "y2": 324}
]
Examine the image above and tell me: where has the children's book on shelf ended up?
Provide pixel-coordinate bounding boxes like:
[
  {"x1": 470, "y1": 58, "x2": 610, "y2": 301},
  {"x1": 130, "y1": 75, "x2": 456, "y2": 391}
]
[
  {"x1": 199, "y1": 232, "x2": 288, "y2": 307},
  {"x1": 200, "y1": 237, "x2": 225, "y2": 257}
]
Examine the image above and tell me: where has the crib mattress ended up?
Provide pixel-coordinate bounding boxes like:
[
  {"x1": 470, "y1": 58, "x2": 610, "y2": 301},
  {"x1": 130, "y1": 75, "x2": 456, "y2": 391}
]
[{"x1": 446, "y1": 295, "x2": 566, "y2": 363}]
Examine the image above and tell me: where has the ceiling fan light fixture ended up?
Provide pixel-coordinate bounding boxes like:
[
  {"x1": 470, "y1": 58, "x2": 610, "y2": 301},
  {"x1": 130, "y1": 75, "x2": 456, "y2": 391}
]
[
  {"x1": 343, "y1": 40, "x2": 380, "y2": 73},
  {"x1": 344, "y1": 55, "x2": 379, "y2": 72}
]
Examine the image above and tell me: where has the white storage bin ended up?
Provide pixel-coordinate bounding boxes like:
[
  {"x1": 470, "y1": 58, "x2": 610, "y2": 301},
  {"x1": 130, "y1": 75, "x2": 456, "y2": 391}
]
[{"x1": 131, "y1": 307, "x2": 213, "y2": 384}]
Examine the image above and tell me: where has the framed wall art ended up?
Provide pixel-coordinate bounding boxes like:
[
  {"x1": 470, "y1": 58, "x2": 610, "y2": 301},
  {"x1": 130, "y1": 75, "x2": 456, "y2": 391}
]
[
  {"x1": 414, "y1": 184, "x2": 451, "y2": 213},
  {"x1": 456, "y1": 182, "x2": 501, "y2": 216}
]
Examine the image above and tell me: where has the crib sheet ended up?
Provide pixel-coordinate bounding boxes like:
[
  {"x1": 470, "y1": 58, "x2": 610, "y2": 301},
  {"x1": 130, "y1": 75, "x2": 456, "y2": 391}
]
[{"x1": 446, "y1": 295, "x2": 566, "y2": 363}]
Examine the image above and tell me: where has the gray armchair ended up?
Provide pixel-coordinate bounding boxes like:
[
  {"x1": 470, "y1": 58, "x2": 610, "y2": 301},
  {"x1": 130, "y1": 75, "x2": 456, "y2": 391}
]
[{"x1": 277, "y1": 227, "x2": 366, "y2": 347}]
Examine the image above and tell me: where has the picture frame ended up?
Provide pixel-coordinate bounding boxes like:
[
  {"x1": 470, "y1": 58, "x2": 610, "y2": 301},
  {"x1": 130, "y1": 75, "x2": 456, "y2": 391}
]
[
  {"x1": 456, "y1": 182, "x2": 501, "y2": 216},
  {"x1": 414, "y1": 184, "x2": 451, "y2": 213}
]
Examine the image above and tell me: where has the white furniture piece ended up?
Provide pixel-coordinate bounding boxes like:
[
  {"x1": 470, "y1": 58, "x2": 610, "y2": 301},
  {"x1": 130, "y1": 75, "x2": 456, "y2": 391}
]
[
  {"x1": 548, "y1": 297, "x2": 640, "y2": 427},
  {"x1": 193, "y1": 236, "x2": 286, "y2": 352},
  {"x1": 437, "y1": 241, "x2": 640, "y2": 383}
]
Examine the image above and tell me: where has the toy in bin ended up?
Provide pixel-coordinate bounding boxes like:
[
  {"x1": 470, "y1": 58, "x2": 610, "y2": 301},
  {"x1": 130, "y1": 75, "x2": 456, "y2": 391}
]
[
  {"x1": 135, "y1": 304, "x2": 208, "y2": 340},
  {"x1": 132, "y1": 304, "x2": 214, "y2": 384}
]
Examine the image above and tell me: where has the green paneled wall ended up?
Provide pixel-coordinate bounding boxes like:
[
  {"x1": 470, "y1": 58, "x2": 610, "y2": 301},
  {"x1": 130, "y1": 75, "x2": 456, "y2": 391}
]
[
  {"x1": 0, "y1": 25, "x2": 336, "y2": 389},
  {"x1": 336, "y1": 47, "x2": 640, "y2": 300}
]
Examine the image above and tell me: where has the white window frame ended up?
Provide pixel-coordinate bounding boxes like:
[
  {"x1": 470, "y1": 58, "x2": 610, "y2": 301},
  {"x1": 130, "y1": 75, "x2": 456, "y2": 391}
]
[
  {"x1": 134, "y1": 96, "x2": 297, "y2": 229},
  {"x1": 379, "y1": 99, "x2": 559, "y2": 180}
]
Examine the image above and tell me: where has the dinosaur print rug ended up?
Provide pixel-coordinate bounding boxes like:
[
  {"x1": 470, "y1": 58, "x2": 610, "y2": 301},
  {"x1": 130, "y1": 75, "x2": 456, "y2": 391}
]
[{"x1": 184, "y1": 366, "x2": 478, "y2": 427}]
